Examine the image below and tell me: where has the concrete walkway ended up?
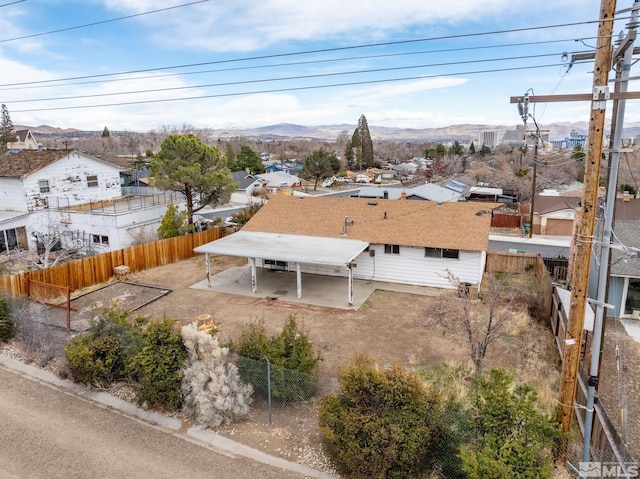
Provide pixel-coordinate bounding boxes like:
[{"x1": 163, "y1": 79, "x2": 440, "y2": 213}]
[{"x1": 0, "y1": 354, "x2": 337, "y2": 479}]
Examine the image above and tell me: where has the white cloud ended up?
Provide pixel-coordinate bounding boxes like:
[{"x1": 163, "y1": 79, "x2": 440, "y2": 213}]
[{"x1": 102, "y1": 0, "x2": 593, "y2": 52}]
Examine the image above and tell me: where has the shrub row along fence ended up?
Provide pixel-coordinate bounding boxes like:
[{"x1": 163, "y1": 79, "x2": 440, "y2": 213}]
[{"x1": 0, "y1": 228, "x2": 231, "y2": 297}]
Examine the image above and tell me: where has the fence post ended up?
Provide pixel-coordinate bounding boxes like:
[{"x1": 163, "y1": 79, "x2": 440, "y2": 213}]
[{"x1": 265, "y1": 356, "x2": 272, "y2": 428}]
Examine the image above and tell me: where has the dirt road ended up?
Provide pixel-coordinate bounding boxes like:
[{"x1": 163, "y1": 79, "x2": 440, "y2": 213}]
[{"x1": 0, "y1": 366, "x2": 301, "y2": 479}]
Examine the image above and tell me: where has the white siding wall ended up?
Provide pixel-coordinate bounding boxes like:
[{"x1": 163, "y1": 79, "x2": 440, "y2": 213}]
[
  {"x1": 28, "y1": 203, "x2": 174, "y2": 252},
  {"x1": 0, "y1": 178, "x2": 28, "y2": 211},
  {"x1": 352, "y1": 245, "x2": 483, "y2": 289},
  {"x1": 22, "y1": 152, "x2": 122, "y2": 211},
  {"x1": 257, "y1": 243, "x2": 484, "y2": 290}
]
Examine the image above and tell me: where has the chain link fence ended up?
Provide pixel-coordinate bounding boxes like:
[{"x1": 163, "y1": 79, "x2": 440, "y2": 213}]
[{"x1": 234, "y1": 354, "x2": 318, "y2": 428}]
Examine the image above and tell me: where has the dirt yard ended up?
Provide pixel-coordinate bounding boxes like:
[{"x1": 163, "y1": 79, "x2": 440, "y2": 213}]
[
  {"x1": 4, "y1": 254, "x2": 568, "y2": 476},
  {"x1": 104, "y1": 255, "x2": 561, "y2": 475}
]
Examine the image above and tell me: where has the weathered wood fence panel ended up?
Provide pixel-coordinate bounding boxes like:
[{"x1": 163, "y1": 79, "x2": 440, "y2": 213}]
[
  {"x1": 0, "y1": 228, "x2": 229, "y2": 296},
  {"x1": 485, "y1": 251, "x2": 553, "y2": 318}
]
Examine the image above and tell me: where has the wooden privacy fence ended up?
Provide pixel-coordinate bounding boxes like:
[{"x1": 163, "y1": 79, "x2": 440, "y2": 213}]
[
  {"x1": 0, "y1": 227, "x2": 230, "y2": 297},
  {"x1": 485, "y1": 250, "x2": 553, "y2": 318}
]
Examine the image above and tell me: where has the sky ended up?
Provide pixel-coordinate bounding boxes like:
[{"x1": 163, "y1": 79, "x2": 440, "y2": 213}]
[{"x1": 0, "y1": 0, "x2": 635, "y2": 132}]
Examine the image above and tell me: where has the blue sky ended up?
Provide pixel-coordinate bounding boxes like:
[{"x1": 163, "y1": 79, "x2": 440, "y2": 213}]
[{"x1": 0, "y1": 1, "x2": 630, "y2": 132}]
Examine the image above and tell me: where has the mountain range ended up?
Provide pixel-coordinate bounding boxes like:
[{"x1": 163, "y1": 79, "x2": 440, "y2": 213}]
[{"x1": 16, "y1": 121, "x2": 640, "y2": 143}]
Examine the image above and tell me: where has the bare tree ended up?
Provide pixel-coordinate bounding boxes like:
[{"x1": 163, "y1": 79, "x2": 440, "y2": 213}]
[
  {"x1": 30, "y1": 219, "x2": 93, "y2": 269},
  {"x1": 424, "y1": 270, "x2": 516, "y2": 375}
]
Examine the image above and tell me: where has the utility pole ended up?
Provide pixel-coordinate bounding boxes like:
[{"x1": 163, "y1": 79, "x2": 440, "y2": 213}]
[
  {"x1": 519, "y1": 92, "x2": 541, "y2": 239},
  {"x1": 556, "y1": 0, "x2": 616, "y2": 442},
  {"x1": 582, "y1": 1, "x2": 639, "y2": 469}
]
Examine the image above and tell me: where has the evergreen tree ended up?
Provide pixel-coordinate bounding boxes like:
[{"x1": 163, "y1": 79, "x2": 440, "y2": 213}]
[
  {"x1": 344, "y1": 138, "x2": 355, "y2": 170},
  {"x1": 358, "y1": 114, "x2": 374, "y2": 168},
  {"x1": 300, "y1": 148, "x2": 338, "y2": 190},
  {"x1": 101, "y1": 126, "x2": 110, "y2": 138},
  {"x1": 351, "y1": 114, "x2": 374, "y2": 170},
  {"x1": 151, "y1": 134, "x2": 236, "y2": 226},
  {"x1": 469, "y1": 142, "x2": 476, "y2": 155},
  {"x1": 232, "y1": 145, "x2": 265, "y2": 174},
  {"x1": 0, "y1": 104, "x2": 15, "y2": 151},
  {"x1": 448, "y1": 141, "x2": 464, "y2": 156}
]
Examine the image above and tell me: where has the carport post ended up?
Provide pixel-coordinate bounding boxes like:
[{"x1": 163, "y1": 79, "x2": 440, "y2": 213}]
[
  {"x1": 249, "y1": 257, "x2": 257, "y2": 293},
  {"x1": 348, "y1": 263, "x2": 353, "y2": 306},
  {"x1": 205, "y1": 253, "x2": 211, "y2": 287},
  {"x1": 296, "y1": 262, "x2": 302, "y2": 299}
]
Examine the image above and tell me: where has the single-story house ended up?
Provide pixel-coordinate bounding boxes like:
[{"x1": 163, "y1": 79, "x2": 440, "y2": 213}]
[
  {"x1": 356, "y1": 183, "x2": 463, "y2": 202},
  {"x1": 195, "y1": 195, "x2": 497, "y2": 304}
]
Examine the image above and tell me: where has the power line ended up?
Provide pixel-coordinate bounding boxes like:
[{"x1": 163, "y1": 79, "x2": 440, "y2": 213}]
[
  {"x1": 0, "y1": 0, "x2": 25, "y2": 7},
  {"x1": 0, "y1": 0, "x2": 210, "y2": 43},
  {"x1": 9, "y1": 62, "x2": 591, "y2": 113},
  {"x1": 3, "y1": 52, "x2": 585, "y2": 105},
  {"x1": 0, "y1": 17, "x2": 614, "y2": 87},
  {"x1": 0, "y1": 37, "x2": 598, "y2": 92}
]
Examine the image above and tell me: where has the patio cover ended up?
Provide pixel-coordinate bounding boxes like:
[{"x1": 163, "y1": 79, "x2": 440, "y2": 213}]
[{"x1": 194, "y1": 230, "x2": 369, "y2": 304}]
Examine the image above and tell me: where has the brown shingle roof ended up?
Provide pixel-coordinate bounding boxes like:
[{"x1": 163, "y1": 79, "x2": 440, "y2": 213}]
[
  {"x1": 242, "y1": 195, "x2": 497, "y2": 251},
  {"x1": 0, "y1": 150, "x2": 71, "y2": 178}
]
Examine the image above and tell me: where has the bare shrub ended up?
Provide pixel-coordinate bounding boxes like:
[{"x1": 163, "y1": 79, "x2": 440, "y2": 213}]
[
  {"x1": 181, "y1": 323, "x2": 253, "y2": 427},
  {"x1": 9, "y1": 298, "x2": 56, "y2": 366}
]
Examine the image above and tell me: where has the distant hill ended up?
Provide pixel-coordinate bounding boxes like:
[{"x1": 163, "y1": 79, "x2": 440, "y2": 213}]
[{"x1": 15, "y1": 121, "x2": 640, "y2": 143}]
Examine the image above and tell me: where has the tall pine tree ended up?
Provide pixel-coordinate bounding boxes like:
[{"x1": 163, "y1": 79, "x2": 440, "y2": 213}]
[
  {"x1": 0, "y1": 104, "x2": 15, "y2": 152},
  {"x1": 351, "y1": 114, "x2": 374, "y2": 170}
]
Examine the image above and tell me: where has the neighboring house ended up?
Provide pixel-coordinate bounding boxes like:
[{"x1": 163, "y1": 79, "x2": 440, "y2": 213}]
[
  {"x1": 590, "y1": 220, "x2": 640, "y2": 319},
  {"x1": 356, "y1": 183, "x2": 463, "y2": 202},
  {"x1": 264, "y1": 161, "x2": 302, "y2": 174},
  {"x1": 257, "y1": 171, "x2": 302, "y2": 191},
  {"x1": 0, "y1": 150, "x2": 124, "y2": 212},
  {"x1": 366, "y1": 167, "x2": 395, "y2": 183},
  {"x1": 6, "y1": 129, "x2": 39, "y2": 152},
  {"x1": 614, "y1": 197, "x2": 640, "y2": 221},
  {"x1": 0, "y1": 149, "x2": 181, "y2": 253},
  {"x1": 195, "y1": 195, "x2": 497, "y2": 302},
  {"x1": 526, "y1": 196, "x2": 581, "y2": 236}
]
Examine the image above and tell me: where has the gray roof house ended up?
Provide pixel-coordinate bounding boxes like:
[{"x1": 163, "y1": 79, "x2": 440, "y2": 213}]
[{"x1": 590, "y1": 220, "x2": 640, "y2": 318}]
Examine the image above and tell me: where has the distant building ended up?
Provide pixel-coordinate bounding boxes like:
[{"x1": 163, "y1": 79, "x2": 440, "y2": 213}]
[
  {"x1": 502, "y1": 125, "x2": 527, "y2": 148},
  {"x1": 479, "y1": 130, "x2": 499, "y2": 148},
  {"x1": 548, "y1": 130, "x2": 587, "y2": 150}
]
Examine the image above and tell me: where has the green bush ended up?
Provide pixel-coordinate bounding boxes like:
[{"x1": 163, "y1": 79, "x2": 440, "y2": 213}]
[
  {"x1": 65, "y1": 307, "x2": 139, "y2": 387},
  {"x1": 460, "y1": 369, "x2": 562, "y2": 479},
  {"x1": 157, "y1": 204, "x2": 189, "y2": 238},
  {"x1": 130, "y1": 318, "x2": 187, "y2": 410},
  {"x1": 0, "y1": 296, "x2": 15, "y2": 343},
  {"x1": 235, "y1": 316, "x2": 321, "y2": 402},
  {"x1": 318, "y1": 354, "x2": 445, "y2": 479}
]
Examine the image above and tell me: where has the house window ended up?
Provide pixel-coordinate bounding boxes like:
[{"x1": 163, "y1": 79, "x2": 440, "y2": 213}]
[
  {"x1": 87, "y1": 175, "x2": 98, "y2": 187},
  {"x1": 625, "y1": 278, "x2": 640, "y2": 316},
  {"x1": 443, "y1": 249, "x2": 460, "y2": 259},
  {"x1": 0, "y1": 227, "x2": 27, "y2": 253},
  {"x1": 384, "y1": 244, "x2": 400, "y2": 254},
  {"x1": 425, "y1": 247, "x2": 441, "y2": 258},
  {"x1": 425, "y1": 247, "x2": 460, "y2": 259},
  {"x1": 92, "y1": 234, "x2": 109, "y2": 245},
  {"x1": 38, "y1": 179, "x2": 50, "y2": 193}
]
